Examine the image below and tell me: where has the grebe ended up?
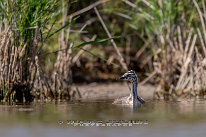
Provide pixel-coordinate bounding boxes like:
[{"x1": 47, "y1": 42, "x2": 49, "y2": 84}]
[{"x1": 113, "y1": 70, "x2": 145, "y2": 105}]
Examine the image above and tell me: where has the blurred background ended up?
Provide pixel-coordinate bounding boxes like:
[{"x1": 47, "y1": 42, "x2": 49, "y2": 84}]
[
  {"x1": 1, "y1": 0, "x2": 206, "y2": 136},
  {"x1": 1, "y1": 0, "x2": 206, "y2": 100}
]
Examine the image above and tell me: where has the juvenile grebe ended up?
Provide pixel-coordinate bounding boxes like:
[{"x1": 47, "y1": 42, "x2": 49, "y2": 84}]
[{"x1": 113, "y1": 70, "x2": 145, "y2": 105}]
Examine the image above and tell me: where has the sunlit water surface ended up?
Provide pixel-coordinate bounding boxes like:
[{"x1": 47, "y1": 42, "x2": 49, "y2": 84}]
[{"x1": 0, "y1": 99, "x2": 206, "y2": 137}]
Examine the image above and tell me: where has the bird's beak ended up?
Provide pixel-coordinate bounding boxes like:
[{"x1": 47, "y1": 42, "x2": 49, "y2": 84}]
[{"x1": 119, "y1": 76, "x2": 126, "y2": 79}]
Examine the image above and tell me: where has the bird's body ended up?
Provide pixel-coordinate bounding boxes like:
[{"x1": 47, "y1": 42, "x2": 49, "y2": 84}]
[
  {"x1": 113, "y1": 70, "x2": 145, "y2": 105},
  {"x1": 113, "y1": 95, "x2": 133, "y2": 105}
]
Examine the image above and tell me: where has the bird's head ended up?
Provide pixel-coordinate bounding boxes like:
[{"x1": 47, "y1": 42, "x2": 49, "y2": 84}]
[{"x1": 119, "y1": 70, "x2": 138, "y2": 82}]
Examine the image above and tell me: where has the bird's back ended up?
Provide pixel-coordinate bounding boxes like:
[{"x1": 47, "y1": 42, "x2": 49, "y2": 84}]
[{"x1": 113, "y1": 96, "x2": 133, "y2": 105}]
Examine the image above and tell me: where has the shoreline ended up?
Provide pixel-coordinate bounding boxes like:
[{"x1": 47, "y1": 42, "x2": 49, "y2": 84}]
[{"x1": 74, "y1": 82, "x2": 155, "y2": 100}]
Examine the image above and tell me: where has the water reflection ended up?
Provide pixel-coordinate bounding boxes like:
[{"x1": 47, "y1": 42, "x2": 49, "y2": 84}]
[
  {"x1": 0, "y1": 99, "x2": 206, "y2": 125},
  {"x1": 1, "y1": 99, "x2": 206, "y2": 136}
]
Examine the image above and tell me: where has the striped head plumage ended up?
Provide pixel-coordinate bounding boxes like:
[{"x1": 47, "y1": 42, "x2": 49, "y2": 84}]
[{"x1": 119, "y1": 70, "x2": 138, "y2": 83}]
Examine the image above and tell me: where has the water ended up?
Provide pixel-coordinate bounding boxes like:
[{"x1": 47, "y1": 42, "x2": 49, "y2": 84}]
[{"x1": 0, "y1": 99, "x2": 206, "y2": 137}]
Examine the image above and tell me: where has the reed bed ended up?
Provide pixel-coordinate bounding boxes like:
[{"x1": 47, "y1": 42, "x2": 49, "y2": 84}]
[
  {"x1": 118, "y1": 0, "x2": 206, "y2": 99},
  {"x1": 143, "y1": 0, "x2": 206, "y2": 99},
  {"x1": 153, "y1": 26, "x2": 206, "y2": 99},
  {"x1": 0, "y1": 0, "x2": 126, "y2": 102},
  {"x1": 1, "y1": 0, "x2": 206, "y2": 102},
  {"x1": 0, "y1": 0, "x2": 62, "y2": 102}
]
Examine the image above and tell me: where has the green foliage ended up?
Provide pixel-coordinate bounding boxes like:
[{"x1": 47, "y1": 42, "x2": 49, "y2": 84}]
[
  {"x1": 0, "y1": 0, "x2": 59, "y2": 46},
  {"x1": 126, "y1": 0, "x2": 198, "y2": 36},
  {"x1": 40, "y1": 36, "x2": 120, "y2": 66},
  {"x1": 74, "y1": 36, "x2": 120, "y2": 49}
]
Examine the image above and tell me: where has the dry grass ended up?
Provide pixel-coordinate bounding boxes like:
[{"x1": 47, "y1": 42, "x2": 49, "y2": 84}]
[
  {"x1": 0, "y1": 27, "x2": 36, "y2": 101},
  {"x1": 154, "y1": 27, "x2": 206, "y2": 100}
]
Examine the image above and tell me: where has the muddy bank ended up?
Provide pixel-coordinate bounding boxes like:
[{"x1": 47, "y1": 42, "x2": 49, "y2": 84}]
[{"x1": 75, "y1": 82, "x2": 155, "y2": 100}]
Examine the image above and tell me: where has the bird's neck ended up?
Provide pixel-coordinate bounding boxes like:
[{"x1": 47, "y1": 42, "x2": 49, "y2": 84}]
[
  {"x1": 131, "y1": 81, "x2": 145, "y2": 104},
  {"x1": 131, "y1": 81, "x2": 138, "y2": 101}
]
